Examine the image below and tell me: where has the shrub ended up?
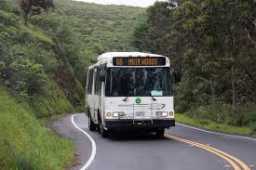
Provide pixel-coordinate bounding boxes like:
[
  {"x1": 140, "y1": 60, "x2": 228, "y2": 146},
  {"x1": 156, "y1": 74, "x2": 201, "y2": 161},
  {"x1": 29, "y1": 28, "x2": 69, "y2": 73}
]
[
  {"x1": 1, "y1": 59, "x2": 48, "y2": 98},
  {"x1": 0, "y1": 137, "x2": 16, "y2": 170},
  {"x1": 187, "y1": 104, "x2": 232, "y2": 123}
]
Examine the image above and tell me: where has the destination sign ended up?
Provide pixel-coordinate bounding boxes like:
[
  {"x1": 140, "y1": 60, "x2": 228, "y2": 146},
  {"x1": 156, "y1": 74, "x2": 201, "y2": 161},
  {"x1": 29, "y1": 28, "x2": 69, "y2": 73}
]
[{"x1": 113, "y1": 57, "x2": 166, "y2": 66}]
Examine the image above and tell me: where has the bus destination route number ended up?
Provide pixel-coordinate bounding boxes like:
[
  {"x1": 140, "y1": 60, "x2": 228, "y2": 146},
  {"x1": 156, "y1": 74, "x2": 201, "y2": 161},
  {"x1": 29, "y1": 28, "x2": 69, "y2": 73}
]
[{"x1": 113, "y1": 57, "x2": 166, "y2": 66}]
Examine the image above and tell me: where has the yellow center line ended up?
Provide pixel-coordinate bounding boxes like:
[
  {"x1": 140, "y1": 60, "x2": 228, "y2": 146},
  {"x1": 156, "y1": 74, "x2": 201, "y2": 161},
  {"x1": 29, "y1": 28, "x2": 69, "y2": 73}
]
[{"x1": 165, "y1": 134, "x2": 251, "y2": 170}]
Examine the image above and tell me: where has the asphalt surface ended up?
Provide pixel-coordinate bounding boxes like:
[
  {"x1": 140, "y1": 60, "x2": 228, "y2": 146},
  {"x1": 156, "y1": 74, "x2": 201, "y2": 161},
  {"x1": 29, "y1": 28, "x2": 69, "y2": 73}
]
[{"x1": 52, "y1": 114, "x2": 256, "y2": 170}]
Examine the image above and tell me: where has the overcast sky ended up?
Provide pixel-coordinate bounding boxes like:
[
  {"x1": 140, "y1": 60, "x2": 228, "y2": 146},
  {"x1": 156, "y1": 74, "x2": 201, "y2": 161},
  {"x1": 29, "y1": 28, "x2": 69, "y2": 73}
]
[{"x1": 72, "y1": 0, "x2": 167, "y2": 7}]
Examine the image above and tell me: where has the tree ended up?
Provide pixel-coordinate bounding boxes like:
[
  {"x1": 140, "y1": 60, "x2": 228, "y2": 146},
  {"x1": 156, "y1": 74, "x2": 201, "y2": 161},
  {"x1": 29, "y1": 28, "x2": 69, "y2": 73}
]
[
  {"x1": 17, "y1": 0, "x2": 55, "y2": 24},
  {"x1": 134, "y1": 0, "x2": 256, "y2": 126}
]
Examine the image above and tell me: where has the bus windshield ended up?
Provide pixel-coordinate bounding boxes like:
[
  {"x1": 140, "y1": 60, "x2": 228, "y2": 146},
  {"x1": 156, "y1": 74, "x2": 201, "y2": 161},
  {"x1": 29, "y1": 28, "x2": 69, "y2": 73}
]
[{"x1": 105, "y1": 67, "x2": 172, "y2": 97}]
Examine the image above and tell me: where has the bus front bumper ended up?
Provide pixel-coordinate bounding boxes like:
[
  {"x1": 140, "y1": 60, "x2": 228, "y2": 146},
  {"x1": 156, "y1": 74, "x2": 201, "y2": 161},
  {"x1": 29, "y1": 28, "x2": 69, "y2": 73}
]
[{"x1": 104, "y1": 119, "x2": 175, "y2": 131}]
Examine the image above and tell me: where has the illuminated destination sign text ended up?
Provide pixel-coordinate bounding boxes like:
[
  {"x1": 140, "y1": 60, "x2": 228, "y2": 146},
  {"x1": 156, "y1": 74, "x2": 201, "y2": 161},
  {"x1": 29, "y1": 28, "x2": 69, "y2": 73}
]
[{"x1": 113, "y1": 57, "x2": 166, "y2": 66}]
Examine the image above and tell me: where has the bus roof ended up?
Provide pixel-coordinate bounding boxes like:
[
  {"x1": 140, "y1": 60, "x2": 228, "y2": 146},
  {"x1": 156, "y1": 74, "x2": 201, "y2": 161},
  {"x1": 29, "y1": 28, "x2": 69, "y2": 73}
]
[
  {"x1": 88, "y1": 52, "x2": 169, "y2": 69},
  {"x1": 97, "y1": 52, "x2": 164, "y2": 61}
]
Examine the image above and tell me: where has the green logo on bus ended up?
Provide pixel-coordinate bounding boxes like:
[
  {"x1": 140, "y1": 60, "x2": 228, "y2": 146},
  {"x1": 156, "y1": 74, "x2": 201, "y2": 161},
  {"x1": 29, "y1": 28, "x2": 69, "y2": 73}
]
[{"x1": 135, "y1": 97, "x2": 141, "y2": 104}]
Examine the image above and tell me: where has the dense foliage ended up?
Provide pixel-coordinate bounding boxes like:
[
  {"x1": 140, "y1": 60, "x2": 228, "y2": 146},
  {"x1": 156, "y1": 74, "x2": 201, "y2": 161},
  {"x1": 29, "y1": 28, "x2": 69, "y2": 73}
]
[
  {"x1": 42, "y1": 0, "x2": 145, "y2": 84},
  {"x1": 0, "y1": 1, "x2": 80, "y2": 115},
  {"x1": 0, "y1": 87, "x2": 73, "y2": 170},
  {"x1": 134, "y1": 0, "x2": 256, "y2": 131}
]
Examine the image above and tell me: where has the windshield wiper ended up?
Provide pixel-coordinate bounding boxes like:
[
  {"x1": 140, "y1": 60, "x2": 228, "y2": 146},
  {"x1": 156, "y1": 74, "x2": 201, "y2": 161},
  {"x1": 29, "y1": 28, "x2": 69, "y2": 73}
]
[{"x1": 151, "y1": 95, "x2": 157, "y2": 101}]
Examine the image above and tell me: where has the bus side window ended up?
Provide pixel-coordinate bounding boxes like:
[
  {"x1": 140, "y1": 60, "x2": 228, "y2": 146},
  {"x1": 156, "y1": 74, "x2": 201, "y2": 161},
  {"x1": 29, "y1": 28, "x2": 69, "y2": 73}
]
[
  {"x1": 86, "y1": 70, "x2": 90, "y2": 94},
  {"x1": 86, "y1": 70, "x2": 89, "y2": 94},
  {"x1": 93, "y1": 65, "x2": 106, "y2": 96},
  {"x1": 94, "y1": 68, "x2": 100, "y2": 95},
  {"x1": 87, "y1": 69, "x2": 93, "y2": 95}
]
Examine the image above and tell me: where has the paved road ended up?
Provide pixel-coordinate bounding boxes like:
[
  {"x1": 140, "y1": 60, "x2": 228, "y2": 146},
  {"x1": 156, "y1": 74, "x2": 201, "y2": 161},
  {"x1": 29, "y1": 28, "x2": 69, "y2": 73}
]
[{"x1": 52, "y1": 114, "x2": 256, "y2": 170}]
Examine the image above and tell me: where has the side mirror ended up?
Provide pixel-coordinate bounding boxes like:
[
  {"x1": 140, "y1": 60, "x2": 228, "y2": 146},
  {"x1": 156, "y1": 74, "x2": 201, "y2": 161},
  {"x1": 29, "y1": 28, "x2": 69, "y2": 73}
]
[
  {"x1": 99, "y1": 71, "x2": 105, "y2": 82},
  {"x1": 170, "y1": 68, "x2": 181, "y2": 83}
]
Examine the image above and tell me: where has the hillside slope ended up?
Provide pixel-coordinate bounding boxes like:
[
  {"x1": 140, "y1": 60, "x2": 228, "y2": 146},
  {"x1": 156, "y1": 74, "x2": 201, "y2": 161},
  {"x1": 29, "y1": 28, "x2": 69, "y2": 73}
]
[
  {"x1": 0, "y1": 87, "x2": 74, "y2": 170},
  {"x1": 31, "y1": 0, "x2": 145, "y2": 82}
]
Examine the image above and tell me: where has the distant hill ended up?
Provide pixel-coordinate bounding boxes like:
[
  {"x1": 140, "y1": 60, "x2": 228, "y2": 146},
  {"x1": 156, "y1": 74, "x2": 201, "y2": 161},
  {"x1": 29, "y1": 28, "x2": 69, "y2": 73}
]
[{"x1": 55, "y1": 0, "x2": 145, "y2": 59}]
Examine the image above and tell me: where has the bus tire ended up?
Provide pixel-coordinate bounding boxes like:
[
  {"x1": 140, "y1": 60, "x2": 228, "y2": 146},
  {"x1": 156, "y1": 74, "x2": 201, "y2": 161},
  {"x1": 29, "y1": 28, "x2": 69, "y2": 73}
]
[
  {"x1": 156, "y1": 129, "x2": 165, "y2": 138},
  {"x1": 98, "y1": 116, "x2": 108, "y2": 138},
  {"x1": 88, "y1": 114, "x2": 97, "y2": 131},
  {"x1": 99, "y1": 122, "x2": 108, "y2": 138}
]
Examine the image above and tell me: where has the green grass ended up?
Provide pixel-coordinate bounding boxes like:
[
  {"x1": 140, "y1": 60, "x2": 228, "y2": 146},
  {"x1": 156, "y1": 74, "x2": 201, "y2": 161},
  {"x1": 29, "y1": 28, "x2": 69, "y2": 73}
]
[
  {"x1": 0, "y1": 87, "x2": 74, "y2": 170},
  {"x1": 42, "y1": 0, "x2": 146, "y2": 61},
  {"x1": 176, "y1": 113, "x2": 254, "y2": 137},
  {"x1": 21, "y1": 25, "x2": 54, "y2": 45},
  {"x1": 30, "y1": 79, "x2": 74, "y2": 118}
]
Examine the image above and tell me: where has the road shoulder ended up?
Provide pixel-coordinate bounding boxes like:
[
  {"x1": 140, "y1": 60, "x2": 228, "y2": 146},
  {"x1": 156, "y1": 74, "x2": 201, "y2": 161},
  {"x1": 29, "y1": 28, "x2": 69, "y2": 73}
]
[{"x1": 51, "y1": 114, "x2": 94, "y2": 170}]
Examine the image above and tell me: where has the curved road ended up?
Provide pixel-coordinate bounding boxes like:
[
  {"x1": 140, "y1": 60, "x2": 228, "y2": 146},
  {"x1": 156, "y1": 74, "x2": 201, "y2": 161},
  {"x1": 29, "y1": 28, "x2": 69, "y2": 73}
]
[{"x1": 52, "y1": 114, "x2": 256, "y2": 170}]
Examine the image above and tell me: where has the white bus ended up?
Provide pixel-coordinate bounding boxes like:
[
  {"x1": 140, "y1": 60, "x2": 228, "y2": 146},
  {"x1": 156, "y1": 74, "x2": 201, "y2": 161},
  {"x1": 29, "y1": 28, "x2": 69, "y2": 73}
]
[{"x1": 85, "y1": 52, "x2": 175, "y2": 137}]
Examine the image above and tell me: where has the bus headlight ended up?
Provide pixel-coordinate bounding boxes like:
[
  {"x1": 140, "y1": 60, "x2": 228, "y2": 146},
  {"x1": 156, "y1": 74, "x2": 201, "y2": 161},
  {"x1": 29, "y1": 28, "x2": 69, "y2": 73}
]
[
  {"x1": 105, "y1": 112, "x2": 126, "y2": 119},
  {"x1": 112, "y1": 112, "x2": 119, "y2": 117},
  {"x1": 106, "y1": 112, "x2": 112, "y2": 118},
  {"x1": 113, "y1": 112, "x2": 126, "y2": 117},
  {"x1": 156, "y1": 111, "x2": 168, "y2": 117},
  {"x1": 162, "y1": 112, "x2": 168, "y2": 117}
]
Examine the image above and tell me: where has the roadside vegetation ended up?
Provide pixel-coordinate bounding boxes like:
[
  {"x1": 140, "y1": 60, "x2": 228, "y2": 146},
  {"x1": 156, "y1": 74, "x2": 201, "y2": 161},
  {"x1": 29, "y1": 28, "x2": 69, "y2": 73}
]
[
  {"x1": 0, "y1": 87, "x2": 73, "y2": 170},
  {"x1": 176, "y1": 113, "x2": 254, "y2": 137},
  {"x1": 134, "y1": 0, "x2": 256, "y2": 136},
  {"x1": 0, "y1": 0, "x2": 143, "y2": 169}
]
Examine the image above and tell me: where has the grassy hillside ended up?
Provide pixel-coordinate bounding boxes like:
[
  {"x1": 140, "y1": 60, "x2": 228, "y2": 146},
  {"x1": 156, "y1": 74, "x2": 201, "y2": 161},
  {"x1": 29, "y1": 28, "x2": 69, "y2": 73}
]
[
  {"x1": 0, "y1": 3, "x2": 78, "y2": 116},
  {"x1": 0, "y1": 0, "x2": 144, "y2": 169},
  {"x1": 30, "y1": 0, "x2": 145, "y2": 82},
  {"x1": 0, "y1": 87, "x2": 73, "y2": 170},
  {"x1": 57, "y1": 0, "x2": 144, "y2": 51}
]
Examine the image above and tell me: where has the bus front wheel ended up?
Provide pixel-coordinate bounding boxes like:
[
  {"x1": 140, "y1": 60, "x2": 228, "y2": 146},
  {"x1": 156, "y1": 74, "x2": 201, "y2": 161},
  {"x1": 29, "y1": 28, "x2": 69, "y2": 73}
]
[
  {"x1": 88, "y1": 115, "x2": 97, "y2": 131},
  {"x1": 99, "y1": 122, "x2": 108, "y2": 138},
  {"x1": 98, "y1": 118, "x2": 108, "y2": 138},
  {"x1": 156, "y1": 129, "x2": 165, "y2": 138}
]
